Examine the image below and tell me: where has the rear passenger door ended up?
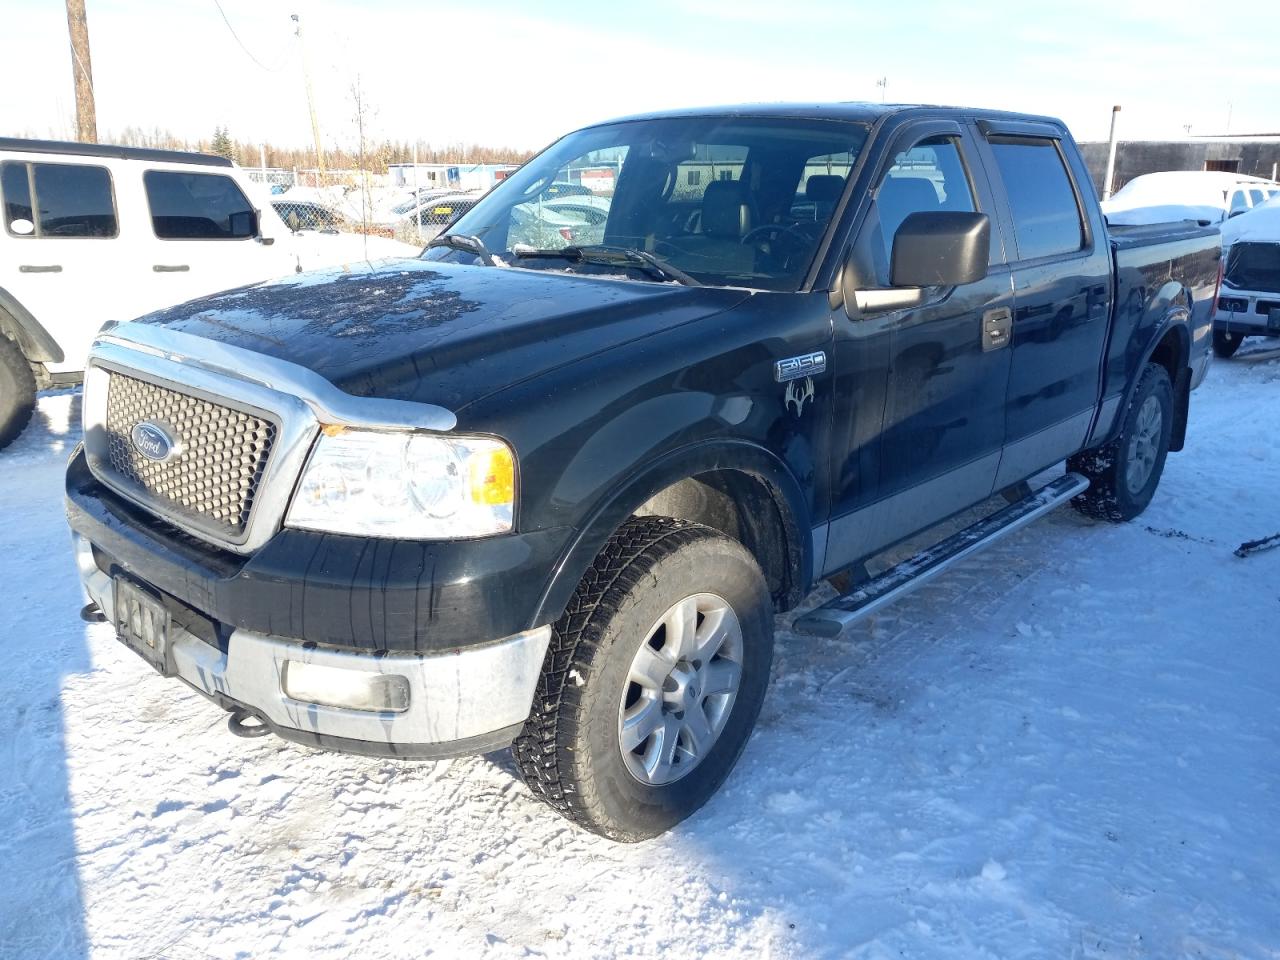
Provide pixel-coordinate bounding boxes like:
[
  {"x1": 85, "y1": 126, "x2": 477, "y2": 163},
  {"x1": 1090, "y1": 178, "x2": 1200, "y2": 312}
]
[
  {"x1": 0, "y1": 158, "x2": 128, "y2": 372},
  {"x1": 975, "y1": 124, "x2": 1111, "y2": 487}
]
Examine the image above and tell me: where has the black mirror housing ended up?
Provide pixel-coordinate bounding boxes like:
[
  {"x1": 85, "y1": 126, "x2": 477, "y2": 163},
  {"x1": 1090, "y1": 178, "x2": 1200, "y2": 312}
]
[
  {"x1": 230, "y1": 209, "x2": 260, "y2": 239},
  {"x1": 890, "y1": 211, "x2": 990, "y2": 288}
]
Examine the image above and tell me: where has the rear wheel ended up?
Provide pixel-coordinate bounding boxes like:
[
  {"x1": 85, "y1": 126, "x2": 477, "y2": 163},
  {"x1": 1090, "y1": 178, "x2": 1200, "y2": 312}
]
[
  {"x1": 512, "y1": 517, "x2": 774, "y2": 841},
  {"x1": 1212, "y1": 328, "x2": 1243, "y2": 359},
  {"x1": 0, "y1": 336, "x2": 36, "y2": 451},
  {"x1": 1069, "y1": 362, "x2": 1173, "y2": 522}
]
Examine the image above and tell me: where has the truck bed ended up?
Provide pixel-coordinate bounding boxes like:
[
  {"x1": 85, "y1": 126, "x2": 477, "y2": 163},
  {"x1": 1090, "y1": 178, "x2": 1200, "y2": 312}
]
[
  {"x1": 1098, "y1": 221, "x2": 1221, "y2": 438},
  {"x1": 1108, "y1": 220, "x2": 1219, "y2": 250}
]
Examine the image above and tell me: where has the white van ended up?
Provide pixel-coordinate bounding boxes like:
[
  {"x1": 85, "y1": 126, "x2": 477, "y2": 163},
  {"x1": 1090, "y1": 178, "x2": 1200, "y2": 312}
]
[{"x1": 0, "y1": 138, "x2": 418, "y2": 449}]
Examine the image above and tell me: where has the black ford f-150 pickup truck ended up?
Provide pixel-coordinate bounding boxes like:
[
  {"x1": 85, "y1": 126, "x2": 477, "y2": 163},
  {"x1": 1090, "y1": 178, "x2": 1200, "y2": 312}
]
[{"x1": 66, "y1": 103, "x2": 1220, "y2": 841}]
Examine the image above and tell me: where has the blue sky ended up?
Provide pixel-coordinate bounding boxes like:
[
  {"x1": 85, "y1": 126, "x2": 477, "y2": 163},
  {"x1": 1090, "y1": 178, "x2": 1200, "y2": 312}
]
[{"x1": 4, "y1": 0, "x2": 1276, "y2": 150}]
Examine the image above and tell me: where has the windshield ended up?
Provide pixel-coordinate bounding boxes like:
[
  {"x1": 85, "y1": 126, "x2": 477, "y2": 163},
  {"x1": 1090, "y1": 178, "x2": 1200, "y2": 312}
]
[
  {"x1": 1224, "y1": 241, "x2": 1280, "y2": 291},
  {"x1": 423, "y1": 116, "x2": 869, "y2": 290}
]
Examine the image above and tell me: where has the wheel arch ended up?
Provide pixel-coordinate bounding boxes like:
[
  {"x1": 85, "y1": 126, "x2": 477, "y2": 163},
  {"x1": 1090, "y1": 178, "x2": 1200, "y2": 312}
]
[
  {"x1": 1140, "y1": 296, "x2": 1192, "y2": 452},
  {"x1": 0, "y1": 287, "x2": 64, "y2": 364},
  {"x1": 532, "y1": 440, "x2": 813, "y2": 630},
  {"x1": 1103, "y1": 286, "x2": 1192, "y2": 453}
]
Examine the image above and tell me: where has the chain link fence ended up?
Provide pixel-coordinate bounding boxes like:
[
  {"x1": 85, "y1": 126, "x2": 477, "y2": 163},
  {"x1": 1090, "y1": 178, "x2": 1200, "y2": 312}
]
[{"x1": 244, "y1": 166, "x2": 488, "y2": 246}]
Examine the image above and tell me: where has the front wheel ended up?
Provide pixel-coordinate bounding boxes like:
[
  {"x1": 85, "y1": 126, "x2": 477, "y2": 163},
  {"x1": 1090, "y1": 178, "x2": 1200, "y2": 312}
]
[
  {"x1": 1068, "y1": 362, "x2": 1174, "y2": 522},
  {"x1": 512, "y1": 517, "x2": 774, "y2": 841},
  {"x1": 1212, "y1": 328, "x2": 1243, "y2": 359}
]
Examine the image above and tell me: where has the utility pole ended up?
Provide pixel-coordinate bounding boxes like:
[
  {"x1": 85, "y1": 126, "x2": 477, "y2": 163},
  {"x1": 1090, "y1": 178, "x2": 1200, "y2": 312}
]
[
  {"x1": 1102, "y1": 104, "x2": 1121, "y2": 201},
  {"x1": 291, "y1": 13, "x2": 325, "y2": 183},
  {"x1": 876, "y1": 77, "x2": 888, "y2": 103},
  {"x1": 65, "y1": 0, "x2": 98, "y2": 142}
]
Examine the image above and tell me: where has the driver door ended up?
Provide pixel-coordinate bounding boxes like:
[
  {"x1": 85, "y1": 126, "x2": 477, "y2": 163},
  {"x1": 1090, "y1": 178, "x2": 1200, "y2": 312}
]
[{"x1": 825, "y1": 122, "x2": 1015, "y2": 570}]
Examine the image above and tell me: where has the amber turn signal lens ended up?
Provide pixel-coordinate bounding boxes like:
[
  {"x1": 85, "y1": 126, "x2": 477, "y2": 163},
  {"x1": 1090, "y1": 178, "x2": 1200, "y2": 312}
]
[{"x1": 469, "y1": 447, "x2": 515, "y2": 505}]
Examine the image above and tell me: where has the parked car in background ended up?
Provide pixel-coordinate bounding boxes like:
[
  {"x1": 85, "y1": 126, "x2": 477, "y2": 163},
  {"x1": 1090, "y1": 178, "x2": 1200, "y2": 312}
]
[
  {"x1": 392, "y1": 192, "x2": 482, "y2": 242},
  {"x1": 510, "y1": 194, "x2": 612, "y2": 247},
  {"x1": 1212, "y1": 197, "x2": 1280, "y2": 356},
  {"x1": 540, "y1": 181, "x2": 594, "y2": 199},
  {"x1": 381, "y1": 188, "x2": 457, "y2": 222},
  {"x1": 272, "y1": 199, "x2": 349, "y2": 233},
  {"x1": 1102, "y1": 171, "x2": 1280, "y2": 226},
  {"x1": 0, "y1": 137, "x2": 417, "y2": 449}
]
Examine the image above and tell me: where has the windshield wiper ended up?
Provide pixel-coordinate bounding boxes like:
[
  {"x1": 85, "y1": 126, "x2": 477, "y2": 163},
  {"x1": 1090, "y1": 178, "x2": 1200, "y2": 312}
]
[
  {"x1": 511, "y1": 245, "x2": 700, "y2": 286},
  {"x1": 427, "y1": 233, "x2": 495, "y2": 266}
]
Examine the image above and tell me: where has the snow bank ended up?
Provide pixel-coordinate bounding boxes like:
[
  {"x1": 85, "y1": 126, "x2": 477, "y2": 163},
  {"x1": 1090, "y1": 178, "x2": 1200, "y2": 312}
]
[{"x1": 3, "y1": 354, "x2": 1279, "y2": 959}]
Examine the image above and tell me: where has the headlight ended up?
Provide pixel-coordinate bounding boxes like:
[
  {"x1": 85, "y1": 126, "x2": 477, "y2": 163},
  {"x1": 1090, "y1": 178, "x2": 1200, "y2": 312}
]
[{"x1": 285, "y1": 428, "x2": 515, "y2": 538}]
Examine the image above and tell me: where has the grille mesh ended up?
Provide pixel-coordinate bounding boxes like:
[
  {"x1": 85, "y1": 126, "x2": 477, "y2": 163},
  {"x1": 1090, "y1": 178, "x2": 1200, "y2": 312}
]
[{"x1": 103, "y1": 372, "x2": 276, "y2": 537}]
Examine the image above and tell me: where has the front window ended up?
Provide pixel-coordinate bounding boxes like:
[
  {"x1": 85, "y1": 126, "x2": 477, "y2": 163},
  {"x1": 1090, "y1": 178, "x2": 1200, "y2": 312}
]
[
  {"x1": 144, "y1": 171, "x2": 257, "y2": 240},
  {"x1": 425, "y1": 116, "x2": 870, "y2": 290}
]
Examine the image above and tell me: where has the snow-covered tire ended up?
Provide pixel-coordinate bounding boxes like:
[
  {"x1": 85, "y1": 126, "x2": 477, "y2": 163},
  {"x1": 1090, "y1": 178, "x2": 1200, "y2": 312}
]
[
  {"x1": 512, "y1": 516, "x2": 773, "y2": 841},
  {"x1": 1212, "y1": 329, "x2": 1243, "y2": 359},
  {"x1": 1068, "y1": 362, "x2": 1174, "y2": 523},
  {"x1": 0, "y1": 335, "x2": 36, "y2": 452}
]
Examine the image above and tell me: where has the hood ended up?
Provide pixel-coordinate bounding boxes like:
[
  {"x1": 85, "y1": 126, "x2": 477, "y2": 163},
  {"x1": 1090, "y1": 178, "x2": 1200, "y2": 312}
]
[{"x1": 133, "y1": 259, "x2": 751, "y2": 410}]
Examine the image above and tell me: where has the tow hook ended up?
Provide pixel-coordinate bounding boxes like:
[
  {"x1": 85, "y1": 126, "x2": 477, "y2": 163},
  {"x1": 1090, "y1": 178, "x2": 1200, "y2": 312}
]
[
  {"x1": 227, "y1": 709, "x2": 272, "y2": 739},
  {"x1": 80, "y1": 602, "x2": 107, "y2": 623}
]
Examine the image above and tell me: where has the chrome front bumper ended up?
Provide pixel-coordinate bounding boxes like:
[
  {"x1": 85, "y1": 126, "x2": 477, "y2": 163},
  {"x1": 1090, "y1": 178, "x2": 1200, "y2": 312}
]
[{"x1": 75, "y1": 534, "x2": 550, "y2": 759}]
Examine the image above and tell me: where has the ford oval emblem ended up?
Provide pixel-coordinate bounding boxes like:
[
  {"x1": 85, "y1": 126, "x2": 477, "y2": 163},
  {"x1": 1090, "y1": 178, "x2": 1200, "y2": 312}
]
[{"x1": 131, "y1": 422, "x2": 176, "y2": 463}]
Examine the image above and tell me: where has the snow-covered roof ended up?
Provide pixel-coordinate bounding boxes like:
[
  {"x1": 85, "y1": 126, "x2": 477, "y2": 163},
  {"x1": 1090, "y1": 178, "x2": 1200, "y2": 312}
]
[
  {"x1": 1221, "y1": 196, "x2": 1280, "y2": 245},
  {"x1": 1101, "y1": 171, "x2": 1280, "y2": 226}
]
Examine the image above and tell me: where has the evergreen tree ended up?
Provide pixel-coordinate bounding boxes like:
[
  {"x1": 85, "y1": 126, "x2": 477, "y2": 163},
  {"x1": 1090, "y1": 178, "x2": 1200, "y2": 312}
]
[{"x1": 211, "y1": 126, "x2": 235, "y2": 162}]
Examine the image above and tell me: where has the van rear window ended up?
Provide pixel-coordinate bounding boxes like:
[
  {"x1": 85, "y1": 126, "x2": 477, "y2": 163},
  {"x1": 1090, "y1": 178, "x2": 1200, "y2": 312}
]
[{"x1": 2, "y1": 161, "x2": 117, "y2": 238}]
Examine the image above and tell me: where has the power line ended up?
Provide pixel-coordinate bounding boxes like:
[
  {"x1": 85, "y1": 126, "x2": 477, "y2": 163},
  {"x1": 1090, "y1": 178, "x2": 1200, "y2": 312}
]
[{"x1": 211, "y1": 0, "x2": 289, "y2": 72}]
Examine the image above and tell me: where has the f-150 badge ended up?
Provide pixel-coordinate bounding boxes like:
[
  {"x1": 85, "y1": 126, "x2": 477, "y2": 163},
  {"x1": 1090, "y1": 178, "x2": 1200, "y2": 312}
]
[{"x1": 774, "y1": 351, "x2": 826, "y2": 382}]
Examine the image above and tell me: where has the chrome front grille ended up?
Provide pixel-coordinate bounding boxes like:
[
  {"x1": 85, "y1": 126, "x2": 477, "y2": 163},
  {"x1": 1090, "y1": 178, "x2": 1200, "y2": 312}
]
[{"x1": 102, "y1": 371, "x2": 277, "y2": 538}]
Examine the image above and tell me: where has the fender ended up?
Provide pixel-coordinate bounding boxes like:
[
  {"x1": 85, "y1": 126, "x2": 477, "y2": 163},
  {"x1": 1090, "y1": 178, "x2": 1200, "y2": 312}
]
[
  {"x1": 531, "y1": 438, "x2": 814, "y2": 631},
  {"x1": 1096, "y1": 283, "x2": 1191, "y2": 448},
  {"x1": 0, "y1": 287, "x2": 64, "y2": 363}
]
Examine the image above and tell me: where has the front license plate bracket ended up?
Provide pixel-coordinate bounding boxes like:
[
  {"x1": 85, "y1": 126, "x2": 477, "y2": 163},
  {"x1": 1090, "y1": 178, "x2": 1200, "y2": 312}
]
[{"x1": 113, "y1": 576, "x2": 174, "y2": 676}]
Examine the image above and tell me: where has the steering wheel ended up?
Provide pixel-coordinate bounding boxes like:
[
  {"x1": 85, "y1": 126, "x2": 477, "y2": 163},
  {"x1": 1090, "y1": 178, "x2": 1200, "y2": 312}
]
[
  {"x1": 741, "y1": 223, "x2": 809, "y2": 247},
  {"x1": 740, "y1": 222, "x2": 812, "y2": 268}
]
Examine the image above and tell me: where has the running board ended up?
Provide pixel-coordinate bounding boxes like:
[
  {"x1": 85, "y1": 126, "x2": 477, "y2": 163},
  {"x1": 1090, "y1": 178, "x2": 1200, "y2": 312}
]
[{"x1": 793, "y1": 472, "x2": 1090, "y2": 638}]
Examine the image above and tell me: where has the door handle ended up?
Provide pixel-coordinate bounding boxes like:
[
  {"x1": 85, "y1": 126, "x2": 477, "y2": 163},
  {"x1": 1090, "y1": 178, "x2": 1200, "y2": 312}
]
[
  {"x1": 19, "y1": 264, "x2": 62, "y2": 273},
  {"x1": 982, "y1": 307, "x2": 1012, "y2": 352},
  {"x1": 152, "y1": 264, "x2": 190, "y2": 272}
]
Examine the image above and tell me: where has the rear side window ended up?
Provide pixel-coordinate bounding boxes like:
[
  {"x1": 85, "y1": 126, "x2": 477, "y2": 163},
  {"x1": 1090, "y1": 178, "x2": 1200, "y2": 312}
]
[
  {"x1": 144, "y1": 171, "x2": 256, "y2": 239},
  {"x1": 1229, "y1": 191, "x2": 1249, "y2": 215},
  {"x1": 989, "y1": 139, "x2": 1084, "y2": 260},
  {"x1": 1, "y1": 162, "x2": 33, "y2": 234},
  {"x1": 2, "y1": 161, "x2": 117, "y2": 238},
  {"x1": 671, "y1": 144, "x2": 746, "y2": 201}
]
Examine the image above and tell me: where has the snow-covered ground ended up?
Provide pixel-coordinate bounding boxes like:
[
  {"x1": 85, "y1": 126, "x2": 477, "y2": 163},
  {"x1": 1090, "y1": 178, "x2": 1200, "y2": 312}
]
[{"x1": 2, "y1": 347, "x2": 1278, "y2": 960}]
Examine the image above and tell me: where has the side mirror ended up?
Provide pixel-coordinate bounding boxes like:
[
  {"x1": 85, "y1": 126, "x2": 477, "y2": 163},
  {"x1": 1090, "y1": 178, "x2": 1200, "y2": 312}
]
[
  {"x1": 890, "y1": 211, "x2": 990, "y2": 287},
  {"x1": 230, "y1": 209, "x2": 259, "y2": 239}
]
